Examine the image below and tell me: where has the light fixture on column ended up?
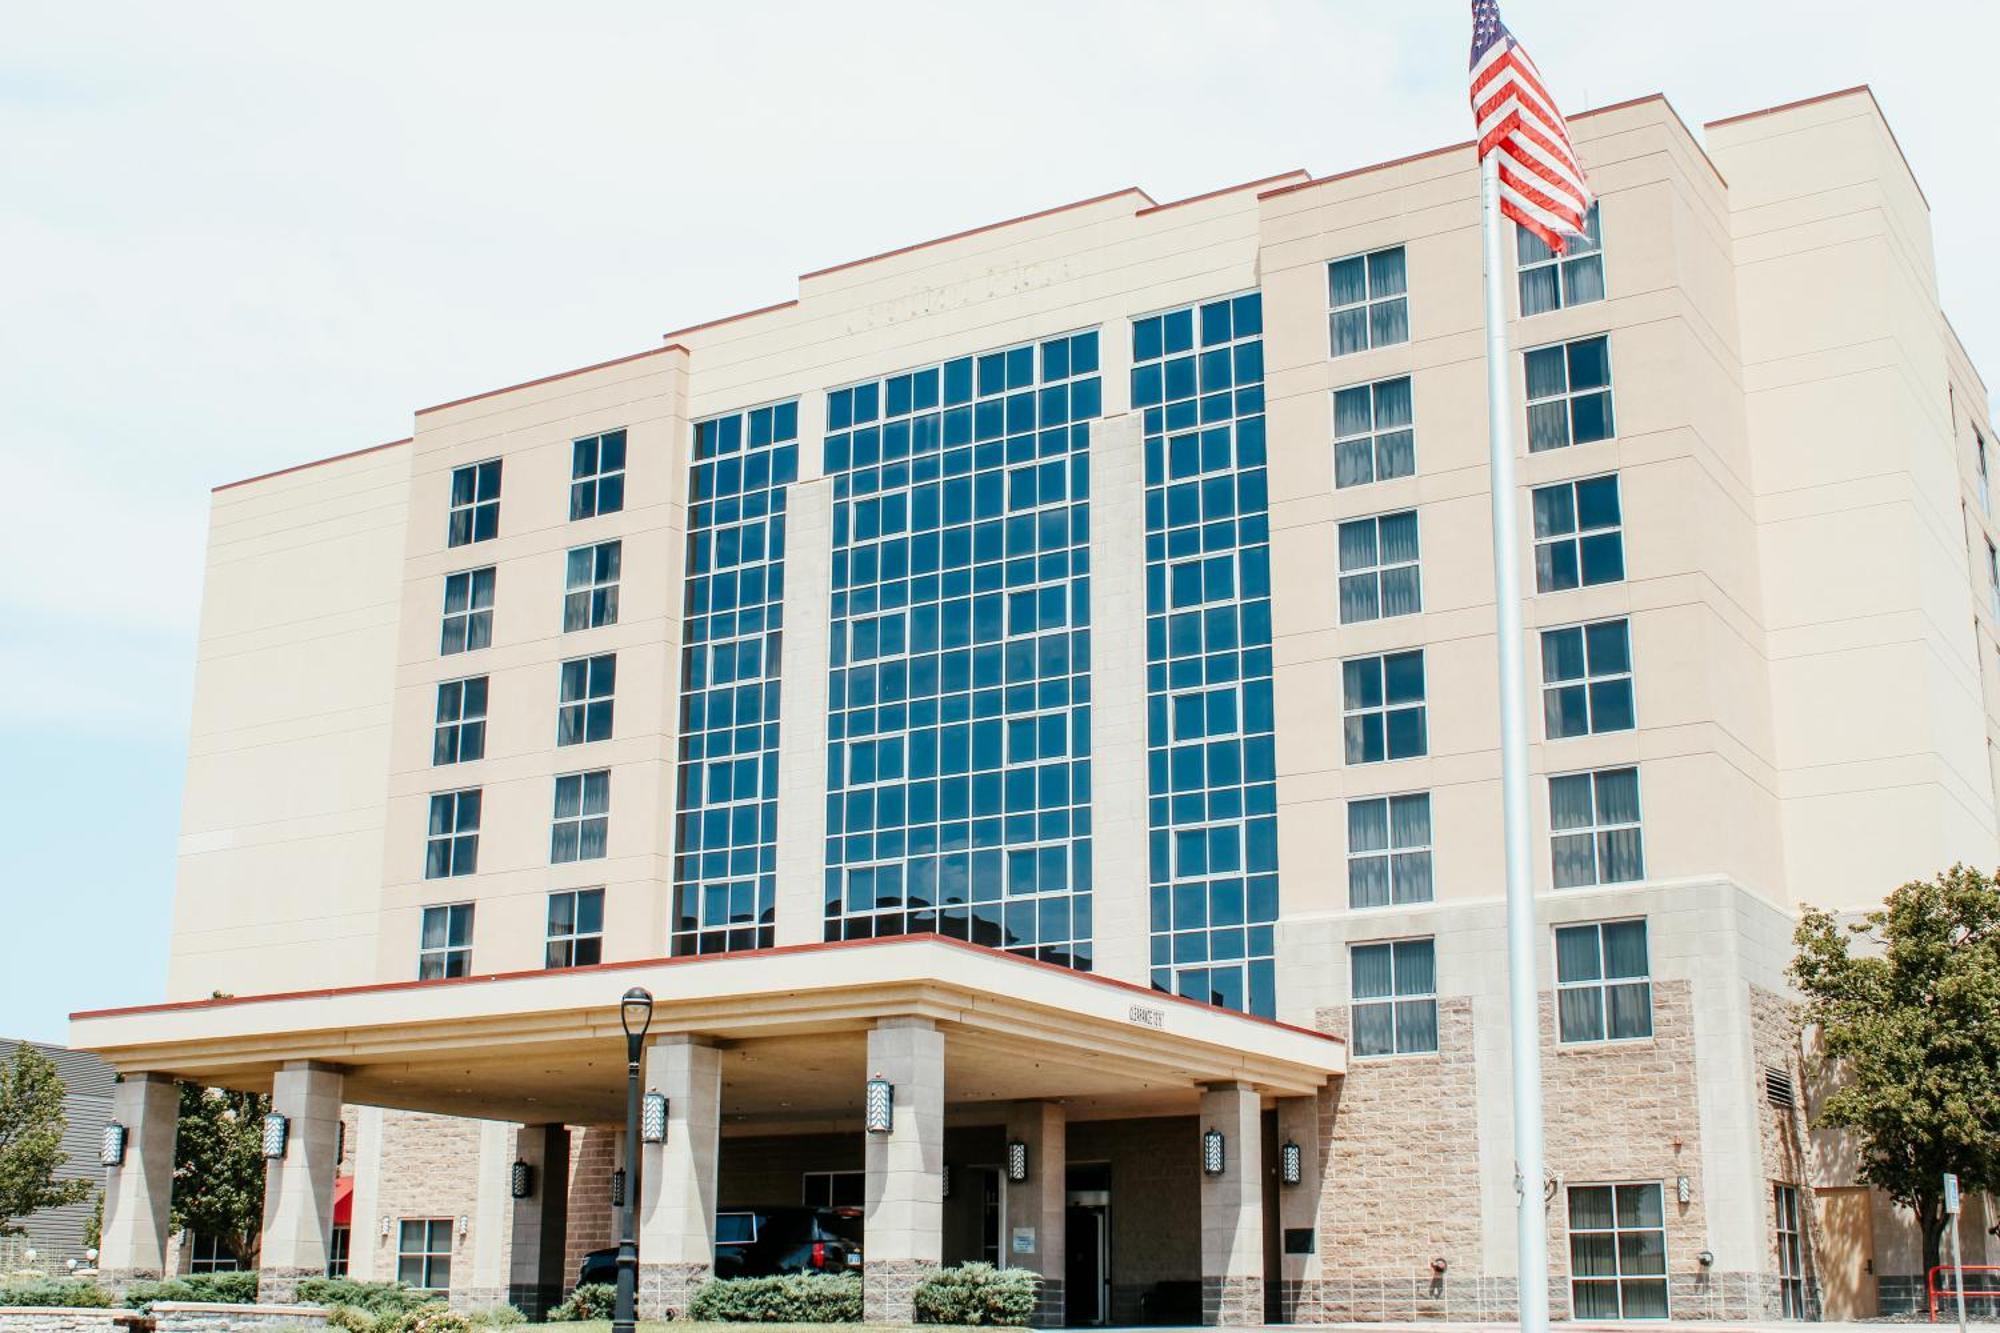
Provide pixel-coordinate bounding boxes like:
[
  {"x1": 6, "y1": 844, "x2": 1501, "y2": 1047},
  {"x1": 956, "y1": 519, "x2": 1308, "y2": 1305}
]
[
  {"x1": 1676, "y1": 1174, "x2": 1692, "y2": 1204},
  {"x1": 457, "y1": 1215, "x2": 469, "y2": 1239},
  {"x1": 99, "y1": 1121, "x2": 127, "y2": 1167},
  {"x1": 1201, "y1": 1128, "x2": 1226, "y2": 1175},
  {"x1": 1006, "y1": 1140, "x2": 1029, "y2": 1182},
  {"x1": 1279, "y1": 1140, "x2": 1302, "y2": 1186},
  {"x1": 864, "y1": 1074, "x2": 894, "y2": 1134},
  {"x1": 942, "y1": 1163, "x2": 953, "y2": 1199},
  {"x1": 609, "y1": 1168, "x2": 626, "y2": 1207},
  {"x1": 642, "y1": 1092, "x2": 669, "y2": 1144},
  {"x1": 336, "y1": 1120, "x2": 346, "y2": 1166},
  {"x1": 380, "y1": 1216, "x2": 393, "y2": 1240},
  {"x1": 261, "y1": 1112, "x2": 290, "y2": 1160},
  {"x1": 511, "y1": 1160, "x2": 535, "y2": 1199}
]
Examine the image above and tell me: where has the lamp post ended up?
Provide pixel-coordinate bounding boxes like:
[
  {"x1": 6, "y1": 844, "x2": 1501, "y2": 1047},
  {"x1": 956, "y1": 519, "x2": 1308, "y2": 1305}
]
[{"x1": 614, "y1": 987, "x2": 654, "y2": 1333}]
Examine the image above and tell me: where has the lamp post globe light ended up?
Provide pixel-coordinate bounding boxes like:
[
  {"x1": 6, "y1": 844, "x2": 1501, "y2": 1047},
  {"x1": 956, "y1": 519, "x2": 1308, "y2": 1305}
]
[{"x1": 614, "y1": 987, "x2": 654, "y2": 1333}]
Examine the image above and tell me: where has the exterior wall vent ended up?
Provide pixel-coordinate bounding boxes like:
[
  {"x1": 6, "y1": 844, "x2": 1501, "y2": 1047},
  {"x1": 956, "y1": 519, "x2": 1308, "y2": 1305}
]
[{"x1": 1765, "y1": 1065, "x2": 1796, "y2": 1109}]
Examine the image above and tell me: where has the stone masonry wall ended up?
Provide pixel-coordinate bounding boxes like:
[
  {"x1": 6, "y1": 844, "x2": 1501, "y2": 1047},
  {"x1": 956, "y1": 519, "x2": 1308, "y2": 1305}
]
[
  {"x1": 0, "y1": 1312, "x2": 143, "y2": 1333},
  {"x1": 1750, "y1": 984, "x2": 1822, "y2": 1318},
  {"x1": 561, "y1": 1127, "x2": 617, "y2": 1292},
  {"x1": 372, "y1": 1112, "x2": 482, "y2": 1306}
]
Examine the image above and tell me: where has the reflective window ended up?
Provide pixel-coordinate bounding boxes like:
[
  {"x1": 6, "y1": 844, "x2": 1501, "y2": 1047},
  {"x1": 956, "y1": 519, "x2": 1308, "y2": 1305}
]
[
  {"x1": 432, "y1": 676, "x2": 487, "y2": 766},
  {"x1": 551, "y1": 770, "x2": 609, "y2": 864},
  {"x1": 1567, "y1": 1184, "x2": 1668, "y2": 1319},
  {"x1": 557, "y1": 654, "x2": 616, "y2": 745},
  {"x1": 440, "y1": 567, "x2": 495, "y2": 655},
  {"x1": 1555, "y1": 919, "x2": 1652, "y2": 1043},
  {"x1": 1348, "y1": 793, "x2": 1432, "y2": 908},
  {"x1": 571, "y1": 429, "x2": 627, "y2": 521},
  {"x1": 1518, "y1": 204, "x2": 1605, "y2": 317},
  {"x1": 672, "y1": 401, "x2": 799, "y2": 955},
  {"x1": 447, "y1": 460, "x2": 501, "y2": 548},
  {"x1": 1328, "y1": 247, "x2": 1410, "y2": 355},
  {"x1": 417, "y1": 904, "x2": 472, "y2": 979},
  {"x1": 546, "y1": 887, "x2": 604, "y2": 968},
  {"x1": 1532, "y1": 475, "x2": 1624, "y2": 592},
  {"x1": 1343, "y1": 650, "x2": 1427, "y2": 764},
  {"x1": 1350, "y1": 937, "x2": 1437, "y2": 1057},
  {"x1": 1525, "y1": 336, "x2": 1615, "y2": 451},
  {"x1": 396, "y1": 1219, "x2": 454, "y2": 1291},
  {"x1": 1541, "y1": 619, "x2": 1634, "y2": 738},
  {"x1": 564, "y1": 541, "x2": 621, "y2": 632},
  {"x1": 1135, "y1": 294, "x2": 1278, "y2": 1017},
  {"x1": 424, "y1": 789, "x2": 480, "y2": 879},
  {"x1": 1550, "y1": 767, "x2": 1644, "y2": 888},
  {"x1": 823, "y1": 332, "x2": 1102, "y2": 969},
  {"x1": 1332, "y1": 375, "x2": 1414, "y2": 488},
  {"x1": 1337, "y1": 510, "x2": 1421, "y2": 623}
]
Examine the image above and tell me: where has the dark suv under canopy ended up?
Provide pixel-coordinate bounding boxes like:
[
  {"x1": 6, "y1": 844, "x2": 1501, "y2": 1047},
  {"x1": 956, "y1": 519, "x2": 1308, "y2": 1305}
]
[{"x1": 577, "y1": 1205, "x2": 864, "y2": 1287}]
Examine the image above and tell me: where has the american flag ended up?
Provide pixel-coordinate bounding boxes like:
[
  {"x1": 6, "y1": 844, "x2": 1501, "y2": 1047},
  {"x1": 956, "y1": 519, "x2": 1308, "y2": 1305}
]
[{"x1": 1469, "y1": 0, "x2": 1593, "y2": 254}]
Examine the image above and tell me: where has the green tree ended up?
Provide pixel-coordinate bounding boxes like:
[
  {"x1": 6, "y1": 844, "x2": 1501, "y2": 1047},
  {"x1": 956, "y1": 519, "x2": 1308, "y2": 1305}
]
[
  {"x1": 171, "y1": 1085, "x2": 269, "y2": 1267},
  {"x1": 1792, "y1": 864, "x2": 2000, "y2": 1274},
  {"x1": 0, "y1": 1044, "x2": 96, "y2": 1235}
]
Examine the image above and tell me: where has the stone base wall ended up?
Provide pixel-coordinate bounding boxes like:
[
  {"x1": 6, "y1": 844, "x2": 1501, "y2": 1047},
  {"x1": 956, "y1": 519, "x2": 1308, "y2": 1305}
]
[
  {"x1": 0, "y1": 1310, "x2": 144, "y2": 1333},
  {"x1": 92, "y1": 1273, "x2": 161, "y2": 1304},
  {"x1": 248, "y1": 1270, "x2": 319, "y2": 1308},
  {"x1": 1200, "y1": 1274, "x2": 1260, "y2": 1326},
  {"x1": 1026, "y1": 1275, "x2": 1063, "y2": 1327},
  {"x1": 152, "y1": 1303, "x2": 330, "y2": 1333},
  {"x1": 636, "y1": 1262, "x2": 707, "y2": 1320},
  {"x1": 862, "y1": 1259, "x2": 935, "y2": 1323}
]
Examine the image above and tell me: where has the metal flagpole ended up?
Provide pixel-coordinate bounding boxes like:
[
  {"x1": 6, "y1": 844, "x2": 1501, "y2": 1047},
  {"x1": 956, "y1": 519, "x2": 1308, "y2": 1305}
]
[{"x1": 1479, "y1": 146, "x2": 1550, "y2": 1332}]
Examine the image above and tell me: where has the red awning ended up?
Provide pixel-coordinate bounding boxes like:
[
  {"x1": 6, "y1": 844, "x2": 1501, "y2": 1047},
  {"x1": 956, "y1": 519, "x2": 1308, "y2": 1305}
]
[{"x1": 332, "y1": 1175, "x2": 353, "y2": 1228}]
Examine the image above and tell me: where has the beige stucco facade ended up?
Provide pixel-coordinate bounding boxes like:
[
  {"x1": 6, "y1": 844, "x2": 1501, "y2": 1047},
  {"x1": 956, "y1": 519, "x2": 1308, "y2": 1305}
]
[{"x1": 80, "y1": 86, "x2": 2000, "y2": 1323}]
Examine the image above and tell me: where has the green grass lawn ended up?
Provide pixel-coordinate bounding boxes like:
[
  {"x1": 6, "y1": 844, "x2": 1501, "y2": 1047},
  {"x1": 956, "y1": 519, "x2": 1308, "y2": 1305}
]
[{"x1": 522, "y1": 1324, "x2": 1020, "y2": 1332}]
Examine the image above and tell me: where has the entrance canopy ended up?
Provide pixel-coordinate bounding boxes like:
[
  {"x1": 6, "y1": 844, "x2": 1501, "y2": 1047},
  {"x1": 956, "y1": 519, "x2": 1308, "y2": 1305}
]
[{"x1": 71, "y1": 936, "x2": 1343, "y2": 1127}]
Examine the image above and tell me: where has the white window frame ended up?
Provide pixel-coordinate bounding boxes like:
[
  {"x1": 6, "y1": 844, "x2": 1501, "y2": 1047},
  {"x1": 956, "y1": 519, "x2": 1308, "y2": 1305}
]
[
  {"x1": 1977, "y1": 428, "x2": 1992, "y2": 518},
  {"x1": 551, "y1": 770, "x2": 610, "y2": 864},
  {"x1": 1327, "y1": 245, "x2": 1410, "y2": 356},
  {"x1": 1566, "y1": 1182, "x2": 1669, "y2": 1320},
  {"x1": 1554, "y1": 918, "x2": 1654, "y2": 1044},
  {"x1": 1549, "y1": 767, "x2": 1644, "y2": 889},
  {"x1": 432, "y1": 675, "x2": 488, "y2": 766},
  {"x1": 1165, "y1": 551, "x2": 1242, "y2": 611},
  {"x1": 447, "y1": 458, "x2": 501, "y2": 548},
  {"x1": 1525, "y1": 335, "x2": 1616, "y2": 452},
  {"x1": 1540, "y1": 617, "x2": 1636, "y2": 739},
  {"x1": 1342, "y1": 649, "x2": 1428, "y2": 765},
  {"x1": 545, "y1": 887, "x2": 604, "y2": 968},
  {"x1": 1987, "y1": 539, "x2": 2000, "y2": 622},
  {"x1": 1532, "y1": 474, "x2": 1624, "y2": 593},
  {"x1": 396, "y1": 1218, "x2": 454, "y2": 1292},
  {"x1": 440, "y1": 567, "x2": 496, "y2": 655},
  {"x1": 1348, "y1": 936, "x2": 1438, "y2": 1058},
  {"x1": 1331, "y1": 374, "x2": 1415, "y2": 488},
  {"x1": 424, "y1": 789, "x2": 480, "y2": 880},
  {"x1": 1337, "y1": 510, "x2": 1422, "y2": 624},
  {"x1": 564, "y1": 541, "x2": 621, "y2": 632},
  {"x1": 1346, "y1": 792, "x2": 1434, "y2": 908},
  {"x1": 188, "y1": 1233, "x2": 242, "y2": 1273},
  {"x1": 417, "y1": 902, "x2": 473, "y2": 980},
  {"x1": 1775, "y1": 1184, "x2": 1807, "y2": 1319},
  {"x1": 1517, "y1": 202, "x2": 1605, "y2": 317},
  {"x1": 557, "y1": 654, "x2": 617, "y2": 746},
  {"x1": 570, "y1": 429, "x2": 627, "y2": 521}
]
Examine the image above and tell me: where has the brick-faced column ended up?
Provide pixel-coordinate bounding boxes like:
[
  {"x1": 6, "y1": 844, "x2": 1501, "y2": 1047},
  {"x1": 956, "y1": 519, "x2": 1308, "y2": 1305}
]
[
  {"x1": 99, "y1": 1072, "x2": 179, "y2": 1295},
  {"x1": 259, "y1": 1061, "x2": 345, "y2": 1303},
  {"x1": 506, "y1": 1124, "x2": 571, "y2": 1319},
  {"x1": 1199, "y1": 1082, "x2": 1264, "y2": 1326},
  {"x1": 1003, "y1": 1101, "x2": 1067, "y2": 1326},
  {"x1": 863, "y1": 1018, "x2": 945, "y2": 1323},
  {"x1": 1275, "y1": 1095, "x2": 1324, "y2": 1323},
  {"x1": 638, "y1": 1035, "x2": 721, "y2": 1318}
]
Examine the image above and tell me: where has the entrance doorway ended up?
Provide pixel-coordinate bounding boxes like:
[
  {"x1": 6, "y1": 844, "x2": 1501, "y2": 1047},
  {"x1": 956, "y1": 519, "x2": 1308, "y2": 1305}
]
[{"x1": 1065, "y1": 1163, "x2": 1112, "y2": 1326}]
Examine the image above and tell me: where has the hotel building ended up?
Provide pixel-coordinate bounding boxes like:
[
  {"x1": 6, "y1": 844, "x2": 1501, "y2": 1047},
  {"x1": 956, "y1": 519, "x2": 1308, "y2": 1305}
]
[{"x1": 74, "y1": 86, "x2": 2000, "y2": 1323}]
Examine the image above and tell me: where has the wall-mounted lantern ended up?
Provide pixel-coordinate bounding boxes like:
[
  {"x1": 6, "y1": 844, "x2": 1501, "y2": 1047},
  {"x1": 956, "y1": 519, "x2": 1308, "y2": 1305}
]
[
  {"x1": 510, "y1": 1160, "x2": 535, "y2": 1199},
  {"x1": 1279, "y1": 1140, "x2": 1302, "y2": 1186},
  {"x1": 261, "y1": 1113, "x2": 290, "y2": 1160},
  {"x1": 642, "y1": 1092, "x2": 669, "y2": 1144},
  {"x1": 1201, "y1": 1128, "x2": 1226, "y2": 1176},
  {"x1": 864, "y1": 1075, "x2": 894, "y2": 1134},
  {"x1": 99, "y1": 1122, "x2": 128, "y2": 1167},
  {"x1": 1006, "y1": 1140, "x2": 1029, "y2": 1183}
]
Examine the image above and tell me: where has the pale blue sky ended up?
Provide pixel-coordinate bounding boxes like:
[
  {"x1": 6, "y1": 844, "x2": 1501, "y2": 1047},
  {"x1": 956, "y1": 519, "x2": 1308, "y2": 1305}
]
[{"x1": 3, "y1": 1, "x2": 1996, "y2": 1042}]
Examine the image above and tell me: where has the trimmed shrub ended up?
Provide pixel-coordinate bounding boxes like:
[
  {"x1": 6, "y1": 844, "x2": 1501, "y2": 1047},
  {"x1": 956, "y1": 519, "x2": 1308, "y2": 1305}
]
[
  {"x1": 687, "y1": 1272, "x2": 861, "y2": 1323},
  {"x1": 465, "y1": 1305, "x2": 525, "y2": 1328},
  {"x1": 296, "y1": 1279, "x2": 432, "y2": 1317},
  {"x1": 546, "y1": 1283, "x2": 615, "y2": 1323},
  {"x1": 913, "y1": 1263, "x2": 1038, "y2": 1326},
  {"x1": 407, "y1": 1307, "x2": 473, "y2": 1333},
  {"x1": 325, "y1": 1306, "x2": 379, "y2": 1333},
  {"x1": 124, "y1": 1271, "x2": 260, "y2": 1310},
  {"x1": 0, "y1": 1278, "x2": 115, "y2": 1308}
]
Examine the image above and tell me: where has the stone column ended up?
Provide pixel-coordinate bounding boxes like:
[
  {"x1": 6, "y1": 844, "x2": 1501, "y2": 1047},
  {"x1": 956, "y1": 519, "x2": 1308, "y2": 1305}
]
[
  {"x1": 259, "y1": 1062, "x2": 346, "y2": 1303},
  {"x1": 504, "y1": 1124, "x2": 570, "y2": 1319},
  {"x1": 862, "y1": 1018, "x2": 945, "y2": 1323},
  {"x1": 638, "y1": 1034, "x2": 721, "y2": 1318},
  {"x1": 99, "y1": 1072, "x2": 179, "y2": 1294},
  {"x1": 1275, "y1": 1095, "x2": 1324, "y2": 1322},
  {"x1": 1198, "y1": 1082, "x2": 1264, "y2": 1326},
  {"x1": 1003, "y1": 1101, "x2": 1067, "y2": 1327}
]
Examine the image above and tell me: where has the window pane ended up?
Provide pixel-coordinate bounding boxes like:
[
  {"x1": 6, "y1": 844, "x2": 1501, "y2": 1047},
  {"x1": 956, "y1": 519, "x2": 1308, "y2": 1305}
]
[
  {"x1": 1389, "y1": 793, "x2": 1430, "y2": 846},
  {"x1": 1558, "y1": 987, "x2": 1604, "y2": 1043},
  {"x1": 1392, "y1": 938, "x2": 1435, "y2": 996},
  {"x1": 1349, "y1": 855, "x2": 1390, "y2": 909},
  {"x1": 1595, "y1": 769, "x2": 1641, "y2": 824},
  {"x1": 1566, "y1": 254, "x2": 1606, "y2": 304},
  {"x1": 1527, "y1": 402, "x2": 1570, "y2": 452},
  {"x1": 1525, "y1": 347, "x2": 1567, "y2": 400},
  {"x1": 1617, "y1": 1183, "x2": 1664, "y2": 1228},
  {"x1": 1370, "y1": 298, "x2": 1409, "y2": 347},
  {"x1": 1572, "y1": 391, "x2": 1614, "y2": 443},
  {"x1": 1533, "y1": 485, "x2": 1576, "y2": 539},
  {"x1": 1333, "y1": 386, "x2": 1374, "y2": 437},
  {"x1": 1374, "y1": 377, "x2": 1412, "y2": 428},
  {"x1": 1567, "y1": 337, "x2": 1611, "y2": 390},
  {"x1": 1329, "y1": 257, "x2": 1367, "y2": 307},
  {"x1": 1607, "y1": 981, "x2": 1653, "y2": 1039},
  {"x1": 1620, "y1": 1279, "x2": 1669, "y2": 1320},
  {"x1": 1349, "y1": 799, "x2": 1388, "y2": 852},
  {"x1": 1368, "y1": 247, "x2": 1406, "y2": 297},
  {"x1": 1572, "y1": 1280, "x2": 1621, "y2": 1320},
  {"x1": 1552, "y1": 833, "x2": 1596, "y2": 889},
  {"x1": 1600, "y1": 828, "x2": 1644, "y2": 883},
  {"x1": 1602, "y1": 921, "x2": 1648, "y2": 977},
  {"x1": 1568, "y1": 1185, "x2": 1615, "y2": 1230},
  {"x1": 1352, "y1": 1001, "x2": 1395, "y2": 1057},
  {"x1": 1395, "y1": 998, "x2": 1438, "y2": 1053},
  {"x1": 1351, "y1": 943, "x2": 1393, "y2": 999},
  {"x1": 1549, "y1": 775, "x2": 1594, "y2": 830},
  {"x1": 1520, "y1": 266, "x2": 1560, "y2": 317},
  {"x1": 1555, "y1": 925, "x2": 1602, "y2": 983}
]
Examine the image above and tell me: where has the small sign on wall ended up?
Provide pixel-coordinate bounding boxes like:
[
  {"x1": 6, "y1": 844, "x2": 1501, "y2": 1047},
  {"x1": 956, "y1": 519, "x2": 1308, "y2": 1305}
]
[{"x1": 1011, "y1": 1227, "x2": 1036, "y2": 1254}]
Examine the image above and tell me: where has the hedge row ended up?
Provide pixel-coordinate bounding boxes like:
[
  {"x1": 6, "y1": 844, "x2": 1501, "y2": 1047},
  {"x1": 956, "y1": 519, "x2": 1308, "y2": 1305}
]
[{"x1": 683, "y1": 1263, "x2": 1037, "y2": 1325}]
